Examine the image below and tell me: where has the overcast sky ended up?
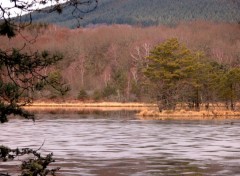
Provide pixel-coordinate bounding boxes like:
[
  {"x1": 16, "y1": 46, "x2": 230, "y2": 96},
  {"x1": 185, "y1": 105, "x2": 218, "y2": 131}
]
[{"x1": 0, "y1": 0, "x2": 66, "y2": 17}]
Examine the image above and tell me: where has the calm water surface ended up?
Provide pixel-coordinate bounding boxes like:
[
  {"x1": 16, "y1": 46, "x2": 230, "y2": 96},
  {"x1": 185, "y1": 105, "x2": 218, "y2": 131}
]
[{"x1": 0, "y1": 112, "x2": 240, "y2": 176}]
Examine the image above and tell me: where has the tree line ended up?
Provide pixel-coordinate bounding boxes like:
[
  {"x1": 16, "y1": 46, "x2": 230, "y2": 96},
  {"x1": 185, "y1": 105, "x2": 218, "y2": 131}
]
[{"x1": 0, "y1": 21, "x2": 239, "y2": 107}]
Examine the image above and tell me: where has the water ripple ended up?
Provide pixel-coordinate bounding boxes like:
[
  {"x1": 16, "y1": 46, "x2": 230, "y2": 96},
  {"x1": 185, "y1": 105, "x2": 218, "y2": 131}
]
[{"x1": 1, "y1": 114, "x2": 240, "y2": 175}]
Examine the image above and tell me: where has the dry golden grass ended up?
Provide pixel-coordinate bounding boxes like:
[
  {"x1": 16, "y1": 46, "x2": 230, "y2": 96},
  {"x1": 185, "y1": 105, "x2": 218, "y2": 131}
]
[
  {"x1": 23, "y1": 101, "x2": 240, "y2": 120},
  {"x1": 25, "y1": 101, "x2": 155, "y2": 107},
  {"x1": 23, "y1": 101, "x2": 155, "y2": 113},
  {"x1": 137, "y1": 107, "x2": 240, "y2": 120}
]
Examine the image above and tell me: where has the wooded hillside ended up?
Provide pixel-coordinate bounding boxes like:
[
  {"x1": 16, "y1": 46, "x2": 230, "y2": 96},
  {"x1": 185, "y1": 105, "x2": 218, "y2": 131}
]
[{"x1": 31, "y1": 0, "x2": 240, "y2": 28}]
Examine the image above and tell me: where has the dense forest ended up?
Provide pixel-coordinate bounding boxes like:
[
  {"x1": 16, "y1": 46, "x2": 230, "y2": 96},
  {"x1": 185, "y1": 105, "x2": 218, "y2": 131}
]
[
  {"x1": 1, "y1": 21, "x2": 239, "y2": 106},
  {"x1": 30, "y1": 0, "x2": 240, "y2": 28}
]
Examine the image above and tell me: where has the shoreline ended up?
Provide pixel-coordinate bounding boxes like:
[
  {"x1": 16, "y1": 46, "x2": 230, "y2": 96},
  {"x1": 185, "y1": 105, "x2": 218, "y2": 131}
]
[
  {"x1": 23, "y1": 102, "x2": 155, "y2": 113},
  {"x1": 22, "y1": 101, "x2": 240, "y2": 120},
  {"x1": 137, "y1": 109, "x2": 240, "y2": 120},
  {"x1": 24, "y1": 101, "x2": 155, "y2": 107}
]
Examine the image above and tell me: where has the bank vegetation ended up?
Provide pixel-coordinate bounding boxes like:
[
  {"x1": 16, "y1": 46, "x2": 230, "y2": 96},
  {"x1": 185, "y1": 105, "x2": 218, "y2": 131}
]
[{"x1": 1, "y1": 21, "x2": 240, "y2": 116}]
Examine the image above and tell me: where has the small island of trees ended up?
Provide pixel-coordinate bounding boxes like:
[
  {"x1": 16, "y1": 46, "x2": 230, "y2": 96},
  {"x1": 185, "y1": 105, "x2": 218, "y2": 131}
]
[{"x1": 144, "y1": 38, "x2": 240, "y2": 112}]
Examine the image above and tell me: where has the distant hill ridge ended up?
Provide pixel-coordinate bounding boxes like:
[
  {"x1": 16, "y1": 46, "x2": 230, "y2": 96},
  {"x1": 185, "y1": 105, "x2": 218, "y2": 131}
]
[{"x1": 32, "y1": 0, "x2": 240, "y2": 28}]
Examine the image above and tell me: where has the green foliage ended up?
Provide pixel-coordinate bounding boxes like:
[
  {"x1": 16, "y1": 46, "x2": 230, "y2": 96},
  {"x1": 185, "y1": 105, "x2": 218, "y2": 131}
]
[
  {"x1": 0, "y1": 103, "x2": 34, "y2": 123},
  {"x1": 0, "y1": 145, "x2": 11, "y2": 161},
  {"x1": 102, "y1": 84, "x2": 116, "y2": 98},
  {"x1": 78, "y1": 89, "x2": 88, "y2": 100},
  {"x1": 45, "y1": 71, "x2": 70, "y2": 98},
  {"x1": 131, "y1": 81, "x2": 141, "y2": 100},
  {"x1": 144, "y1": 38, "x2": 240, "y2": 111},
  {"x1": 0, "y1": 48, "x2": 64, "y2": 122},
  {"x1": 112, "y1": 69, "x2": 127, "y2": 95},
  {"x1": 144, "y1": 38, "x2": 201, "y2": 110},
  {"x1": 21, "y1": 152, "x2": 59, "y2": 176},
  {"x1": 0, "y1": 22, "x2": 15, "y2": 38},
  {"x1": 35, "y1": 81, "x2": 45, "y2": 91},
  {"x1": 145, "y1": 38, "x2": 194, "y2": 82},
  {"x1": 0, "y1": 145, "x2": 59, "y2": 176},
  {"x1": 218, "y1": 67, "x2": 240, "y2": 110},
  {"x1": 101, "y1": 69, "x2": 127, "y2": 100},
  {"x1": 0, "y1": 81, "x2": 20, "y2": 103},
  {"x1": 92, "y1": 90, "x2": 102, "y2": 101}
]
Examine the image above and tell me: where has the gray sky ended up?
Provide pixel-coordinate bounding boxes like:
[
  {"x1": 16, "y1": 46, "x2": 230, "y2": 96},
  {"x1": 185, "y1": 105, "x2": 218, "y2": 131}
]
[{"x1": 0, "y1": 0, "x2": 66, "y2": 17}]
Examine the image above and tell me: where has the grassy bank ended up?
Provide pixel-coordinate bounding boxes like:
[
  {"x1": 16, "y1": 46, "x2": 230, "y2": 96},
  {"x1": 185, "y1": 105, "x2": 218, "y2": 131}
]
[
  {"x1": 25, "y1": 101, "x2": 154, "y2": 107},
  {"x1": 23, "y1": 101, "x2": 155, "y2": 113},
  {"x1": 23, "y1": 101, "x2": 240, "y2": 120},
  {"x1": 137, "y1": 108, "x2": 240, "y2": 120}
]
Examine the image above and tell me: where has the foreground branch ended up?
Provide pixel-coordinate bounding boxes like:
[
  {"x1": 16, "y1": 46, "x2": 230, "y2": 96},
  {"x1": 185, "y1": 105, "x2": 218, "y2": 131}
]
[{"x1": 0, "y1": 145, "x2": 60, "y2": 176}]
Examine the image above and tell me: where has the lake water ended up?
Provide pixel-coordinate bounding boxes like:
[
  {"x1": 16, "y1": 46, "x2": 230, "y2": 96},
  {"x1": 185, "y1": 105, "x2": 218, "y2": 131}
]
[{"x1": 1, "y1": 112, "x2": 240, "y2": 176}]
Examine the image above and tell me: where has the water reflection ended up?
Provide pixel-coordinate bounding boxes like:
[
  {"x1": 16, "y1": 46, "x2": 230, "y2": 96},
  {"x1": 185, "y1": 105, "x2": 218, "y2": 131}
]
[{"x1": 1, "y1": 113, "x2": 240, "y2": 176}]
